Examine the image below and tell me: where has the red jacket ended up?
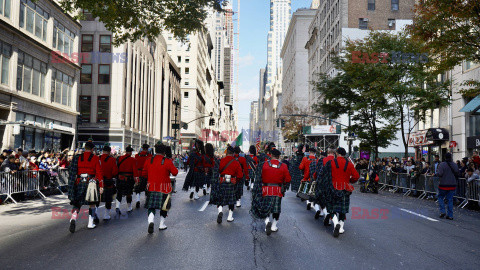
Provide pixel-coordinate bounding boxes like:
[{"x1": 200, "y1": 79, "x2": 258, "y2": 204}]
[
  {"x1": 330, "y1": 157, "x2": 360, "y2": 192},
  {"x1": 299, "y1": 155, "x2": 316, "y2": 181},
  {"x1": 77, "y1": 151, "x2": 104, "y2": 187},
  {"x1": 117, "y1": 154, "x2": 139, "y2": 178},
  {"x1": 204, "y1": 155, "x2": 215, "y2": 173},
  {"x1": 248, "y1": 155, "x2": 258, "y2": 170},
  {"x1": 234, "y1": 154, "x2": 249, "y2": 179},
  {"x1": 144, "y1": 155, "x2": 178, "y2": 193},
  {"x1": 323, "y1": 155, "x2": 335, "y2": 165},
  {"x1": 135, "y1": 151, "x2": 152, "y2": 175},
  {"x1": 219, "y1": 156, "x2": 243, "y2": 182},
  {"x1": 261, "y1": 159, "x2": 291, "y2": 197},
  {"x1": 100, "y1": 154, "x2": 118, "y2": 180}
]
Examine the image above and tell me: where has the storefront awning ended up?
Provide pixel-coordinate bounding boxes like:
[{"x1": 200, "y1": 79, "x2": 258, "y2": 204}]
[{"x1": 460, "y1": 95, "x2": 480, "y2": 114}]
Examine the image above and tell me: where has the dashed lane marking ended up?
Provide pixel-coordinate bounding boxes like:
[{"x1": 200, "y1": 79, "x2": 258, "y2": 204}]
[
  {"x1": 399, "y1": 208, "x2": 439, "y2": 222},
  {"x1": 199, "y1": 201, "x2": 209, "y2": 212}
]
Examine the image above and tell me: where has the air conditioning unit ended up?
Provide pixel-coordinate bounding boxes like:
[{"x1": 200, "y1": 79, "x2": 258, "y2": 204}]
[{"x1": 363, "y1": 18, "x2": 369, "y2": 22}]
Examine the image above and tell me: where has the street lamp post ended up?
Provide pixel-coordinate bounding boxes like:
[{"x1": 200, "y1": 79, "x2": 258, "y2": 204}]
[{"x1": 172, "y1": 98, "x2": 180, "y2": 154}]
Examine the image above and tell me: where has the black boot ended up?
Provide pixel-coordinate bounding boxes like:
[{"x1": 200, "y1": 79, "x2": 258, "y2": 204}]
[
  {"x1": 148, "y1": 222, "x2": 154, "y2": 234},
  {"x1": 69, "y1": 220, "x2": 76, "y2": 233},
  {"x1": 190, "y1": 192, "x2": 194, "y2": 199},
  {"x1": 266, "y1": 222, "x2": 272, "y2": 236},
  {"x1": 217, "y1": 212, "x2": 223, "y2": 224},
  {"x1": 136, "y1": 201, "x2": 141, "y2": 209}
]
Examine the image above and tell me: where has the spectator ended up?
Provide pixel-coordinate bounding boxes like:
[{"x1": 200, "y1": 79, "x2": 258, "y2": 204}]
[
  {"x1": 2, "y1": 155, "x2": 19, "y2": 173},
  {"x1": 435, "y1": 153, "x2": 459, "y2": 220},
  {"x1": 472, "y1": 151, "x2": 480, "y2": 167}
]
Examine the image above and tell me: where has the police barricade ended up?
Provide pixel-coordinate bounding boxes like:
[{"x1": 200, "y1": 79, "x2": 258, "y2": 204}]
[
  {"x1": 416, "y1": 174, "x2": 427, "y2": 199},
  {"x1": 424, "y1": 175, "x2": 438, "y2": 198},
  {"x1": 55, "y1": 168, "x2": 69, "y2": 195},
  {"x1": 460, "y1": 179, "x2": 480, "y2": 208},
  {"x1": 378, "y1": 171, "x2": 387, "y2": 190},
  {"x1": 396, "y1": 173, "x2": 410, "y2": 195},
  {"x1": 0, "y1": 171, "x2": 46, "y2": 204},
  {"x1": 455, "y1": 178, "x2": 468, "y2": 205},
  {"x1": 382, "y1": 171, "x2": 396, "y2": 191}
]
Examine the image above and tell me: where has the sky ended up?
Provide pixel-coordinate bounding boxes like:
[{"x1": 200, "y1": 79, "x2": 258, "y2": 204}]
[{"x1": 233, "y1": 0, "x2": 313, "y2": 135}]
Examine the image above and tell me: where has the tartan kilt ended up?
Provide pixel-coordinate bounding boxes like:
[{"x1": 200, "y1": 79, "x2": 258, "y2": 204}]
[
  {"x1": 102, "y1": 179, "x2": 116, "y2": 203},
  {"x1": 263, "y1": 196, "x2": 282, "y2": 214},
  {"x1": 71, "y1": 180, "x2": 99, "y2": 206},
  {"x1": 134, "y1": 177, "x2": 148, "y2": 193},
  {"x1": 325, "y1": 189, "x2": 351, "y2": 215},
  {"x1": 211, "y1": 182, "x2": 236, "y2": 206},
  {"x1": 144, "y1": 191, "x2": 169, "y2": 210},
  {"x1": 248, "y1": 168, "x2": 255, "y2": 182},
  {"x1": 235, "y1": 178, "x2": 244, "y2": 200},
  {"x1": 205, "y1": 169, "x2": 213, "y2": 186},
  {"x1": 193, "y1": 171, "x2": 206, "y2": 188},
  {"x1": 117, "y1": 177, "x2": 134, "y2": 197}
]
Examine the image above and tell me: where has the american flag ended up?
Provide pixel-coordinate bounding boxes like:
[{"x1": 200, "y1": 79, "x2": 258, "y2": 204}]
[{"x1": 255, "y1": 133, "x2": 261, "y2": 153}]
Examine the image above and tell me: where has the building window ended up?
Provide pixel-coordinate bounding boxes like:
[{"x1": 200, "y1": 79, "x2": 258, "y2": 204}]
[
  {"x1": 359, "y1": 18, "x2": 368, "y2": 30},
  {"x1": 16, "y1": 50, "x2": 47, "y2": 97},
  {"x1": 177, "y1": 56, "x2": 181, "y2": 63},
  {"x1": 368, "y1": 0, "x2": 375, "y2": 10},
  {"x1": 81, "y1": 34, "x2": 93, "y2": 52},
  {"x1": 185, "y1": 81, "x2": 189, "y2": 86},
  {"x1": 185, "y1": 67, "x2": 190, "y2": 74},
  {"x1": 98, "y1": 64, "x2": 110, "y2": 84},
  {"x1": 388, "y1": 19, "x2": 395, "y2": 28},
  {"x1": 79, "y1": 96, "x2": 91, "y2": 123},
  {"x1": 53, "y1": 20, "x2": 76, "y2": 55},
  {"x1": 0, "y1": 0, "x2": 11, "y2": 18},
  {"x1": 97, "y1": 96, "x2": 109, "y2": 123},
  {"x1": 184, "y1": 91, "x2": 189, "y2": 98},
  {"x1": 51, "y1": 69, "x2": 73, "y2": 106},
  {"x1": 80, "y1": 64, "x2": 92, "y2": 84},
  {"x1": 99, "y1": 35, "x2": 111, "y2": 53},
  {"x1": 391, "y1": 0, "x2": 399, "y2": 11},
  {"x1": 0, "y1": 40, "x2": 12, "y2": 85},
  {"x1": 82, "y1": 9, "x2": 94, "y2": 21},
  {"x1": 19, "y1": 0, "x2": 49, "y2": 41}
]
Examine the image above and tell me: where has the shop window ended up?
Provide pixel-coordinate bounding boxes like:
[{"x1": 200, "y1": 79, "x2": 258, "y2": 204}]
[
  {"x1": 97, "y1": 96, "x2": 109, "y2": 123},
  {"x1": 81, "y1": 34, "x2": 93, "y2": 52},
  {"x1": 79, "y1": 96, "x2": 91, "y2": 123},
  {"x1": 99, "y1": 35, "x2": 111, "y2": 53},
  {"x1": 80, "y1": 64, "x2": 92, "y2": 84},
  {"x1": 98, "y1": 64, "x2": 110, "y2": 84}
]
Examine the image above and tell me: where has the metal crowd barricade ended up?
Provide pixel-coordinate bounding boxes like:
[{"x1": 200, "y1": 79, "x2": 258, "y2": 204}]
[
  {"x1": 55, "y1": 168, "x2": 70, "y2": 195},
  {"x1": 417, "y1": 175, "x2": 427, "y2": 199},
  {"x1": 0, "y1": 171, "x2": 46, "y2": 204},
  {"x1": 460, "y1": 179, "x2": 480, "y2": 208},
  {"x1": 378, "y1": 171, "x2": 387, "y2": 190}
]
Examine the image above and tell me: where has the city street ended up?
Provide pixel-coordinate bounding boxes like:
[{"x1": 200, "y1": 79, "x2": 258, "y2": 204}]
[{"x1": 1, "y1": 172, "x2": 479, "y2": 270}]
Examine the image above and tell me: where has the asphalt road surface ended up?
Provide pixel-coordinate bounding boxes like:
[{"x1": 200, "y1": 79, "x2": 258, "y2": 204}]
[{"x1": 1, "y1": 171, "x2": 479, "y2": 270}]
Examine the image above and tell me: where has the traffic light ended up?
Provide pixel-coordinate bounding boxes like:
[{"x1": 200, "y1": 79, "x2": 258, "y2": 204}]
[{"x1": 209, "y1": 118, "x2": 215, "y2": 126}]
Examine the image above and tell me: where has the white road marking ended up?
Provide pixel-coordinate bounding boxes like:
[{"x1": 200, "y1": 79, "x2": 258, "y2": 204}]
[
  {"x1": 199, "y1": 201, "x2": 209, "y2": 212},
  {"x1": 399, "y1": 208, "x2": 439, "y2": 222}
]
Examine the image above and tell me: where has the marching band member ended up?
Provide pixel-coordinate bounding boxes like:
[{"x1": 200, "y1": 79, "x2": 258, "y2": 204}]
[
  {"x1": 134, "y1": 144, "x2": 152, "y2": 208},
  {"x1": 234, "y1": 146, "x2": 248, "y2": 207},
  {"x1": 99, "y1": 144, "x2": 118, "y2": 220},
  {"x1": 204, "y1": 143, "x2": 215, "y2": 195},
  {"x1": 288, "y1": 145, "x2": 304, "y2": 192},
  {"x1": 260, "y1": 149, "x2": 291, "y2": 235},
  {"x1": 299, "y1": 147, "x2": 316, "y2": 210},
  {"x1": 67, "y1": 142, "x2": 103, "y2": 233},
  {"x1": 183, "y1": 140, "x2": 206, "y2": 200},
  {"x1": 115, "y1": 145, "x2": 139, "y2": 214},
  {"x1": 144, "y1": 143, "x2": 178, "y2": 233},
  {"x1": 245, "y1": 145, "x2": 258, "y2": 191},
  {"x1": 210, "y1": 146, "x2": 243, "y2": 223},
  {"x1": 320, "y1": 147, "x2": 359, "y2": 237}
]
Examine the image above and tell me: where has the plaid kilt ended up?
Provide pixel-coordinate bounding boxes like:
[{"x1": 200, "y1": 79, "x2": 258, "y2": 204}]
[
  {"x1": 117, "y1": 177, "x2": 134, "y2": 197},
  {"x1": 144, "y1": 191, "x2": 169, "y2": 209},
  {"x1": 71, "y1": 179, "x2": 99, "y2": 206},
  {"x1": 134, "y1": 177, "x2": 148, "y2": 193},
  {"x1": 289, "y1": 155, "x2": 303, "y2": 192},
  {"x1": 102, "y1": 178, "x2": 116, "y2": 203},
  {"x1": 317, "y1": 161, "x2": 352, "y2": 214},
  {"x1": 193, "y1": 171, "x2": 205, "y2": 188},
  {"x1": 263, "y1": 196, "x2": 282, "y2": 214},
  {"x1": 205, "y1": 169, "x2": 213, "y2": 186},
  {"x1": 210, "y1": 182, "x2": 236, "y2": 206},
  {"x1": 235, "y1": 177, "x2": 244, "y2": 200},
  {"x1": 326, "y1": 190, "x2": 351, "y2": 215}
]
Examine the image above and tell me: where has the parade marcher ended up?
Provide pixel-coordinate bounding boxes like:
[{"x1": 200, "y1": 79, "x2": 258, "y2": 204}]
[
  {"x1": 134, "y1": 144, "x2": 152, "y2": 208},
  {"x1": 67, "y1": 142, "x2": 103, "y2": 233},
  {"x1": 204, "y1": 143, "x2": 215, "y2": 195},
  {"x1": 312, "y1": 151, "x2": 328, "y2": 220},
  {"x1": 210, "y1": 146, "x2": 243, "y2": 223},
  {"x1": 144, "y1": 143, "x2": 178, "y2": 233},
  {"x1": 288, "y1": 145, "x2": 304, "y2": 192},
  {"x1": 115, "y1": 145, "x2": 139, "y2": 215},
  {"x1": 299, "y1": 146, "x2": 317, "y2": 210},
  {"x1": 234, "y1": 146, "x2": 248, "y2": 207},
  {"x1": 317, "y1": 147, "x2": 359, "y2": 237},
  {"x1": 99, "y1": 144, "x2": 118, "y2": 220},
  {"x1": 183, "y1": 140, "x2": 206, "y2": 200},
  {"x1": 245, "y1": 145, "x2": 259, "y2": 191},
  {"x1": 259, "y1": 149, "x2": 291, "y2": 235}
]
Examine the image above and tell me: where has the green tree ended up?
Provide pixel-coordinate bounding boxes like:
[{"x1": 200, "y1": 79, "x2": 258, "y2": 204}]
[
  {"x1": 408, "y1": 0, "x2": 480, "y2": 97},
  {"x1": 313, "y1": 31, "x2": 450, "y2": 158},
  {"x1": 60, "y1": 0, "x2": 228, "y2": 44}
]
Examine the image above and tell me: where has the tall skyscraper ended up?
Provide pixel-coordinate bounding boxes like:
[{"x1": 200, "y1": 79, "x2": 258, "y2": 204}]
[
  {"x1": 224, "y1": 1, "x2": 234, "y2": 104},
  {"x1": 266, "y1": 0, "x2": 291, "y2": 94}
]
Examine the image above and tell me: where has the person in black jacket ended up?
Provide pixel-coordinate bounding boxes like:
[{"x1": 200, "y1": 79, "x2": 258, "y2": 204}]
[{"x1": 435, "y1": 153, "x2": 459, "y2": 220}]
